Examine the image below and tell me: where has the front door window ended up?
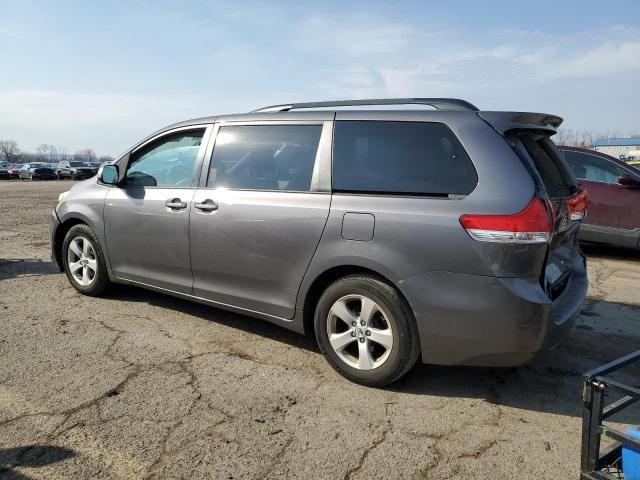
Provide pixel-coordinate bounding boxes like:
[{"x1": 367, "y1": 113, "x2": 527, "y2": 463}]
[{"x1": 126, "y1": 130, "x2": 205, "y2": 187}]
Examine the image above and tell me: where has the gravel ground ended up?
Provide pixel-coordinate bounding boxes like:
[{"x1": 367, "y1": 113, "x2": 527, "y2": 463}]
[{"x1": 1, "y1": 180, "x2": 638, "y2": 480}]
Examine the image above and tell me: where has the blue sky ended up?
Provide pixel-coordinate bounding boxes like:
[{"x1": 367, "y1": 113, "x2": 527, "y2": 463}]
[{"x1": 1, "y1": 0, "x2": 639, "y2": 155}]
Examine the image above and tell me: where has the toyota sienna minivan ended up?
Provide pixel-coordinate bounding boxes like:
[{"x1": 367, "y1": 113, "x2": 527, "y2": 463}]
[{"x1": 50, "y1": 98, "x2": 588, "y2": 386}]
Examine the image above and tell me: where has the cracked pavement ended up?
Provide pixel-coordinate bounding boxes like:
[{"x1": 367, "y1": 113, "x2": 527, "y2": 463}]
[{"x1": 1, "y1": 180, "x2": 639, "y2": 479}]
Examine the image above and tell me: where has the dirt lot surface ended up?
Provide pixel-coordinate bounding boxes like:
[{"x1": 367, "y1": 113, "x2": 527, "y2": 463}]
[{"x1": 1, "y1": 180, "x2": 639, "y2": 480}]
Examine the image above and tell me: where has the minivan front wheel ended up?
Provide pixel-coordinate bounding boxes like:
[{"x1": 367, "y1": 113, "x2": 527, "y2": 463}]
[
  {"x1": 62, "y1": 224, "x2": 110, "y2": 296},
  {"x1": 314, "y1": 275, "x2": 420, "y2": 387}
]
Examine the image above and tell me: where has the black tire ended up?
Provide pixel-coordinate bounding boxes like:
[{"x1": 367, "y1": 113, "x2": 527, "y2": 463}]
[
  {"x1": 57, "y1": 173, "x2": 63, "y2": 180},
  {"x1": 62, "y1": 224, "x2": 111, "y2": 296},
  {"x1": 71, "y1": 173, "x2": 76, "y2": 180},
  {"x1": 314, "y1": 275, "x2": 420, "y2": 387}
]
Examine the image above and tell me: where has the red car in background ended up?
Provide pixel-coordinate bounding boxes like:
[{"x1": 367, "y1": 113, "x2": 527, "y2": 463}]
[
  {"x1": 559, "y1": 146, "x2": 640, "y2": 249},
  {"x1": 7, "y1": 164, "x2": 23, "y2": 178}
]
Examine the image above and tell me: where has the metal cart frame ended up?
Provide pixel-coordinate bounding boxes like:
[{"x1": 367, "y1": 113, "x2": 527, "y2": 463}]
[{"x1": 581, "y1": 350, "x2": 640, "y2": 479}]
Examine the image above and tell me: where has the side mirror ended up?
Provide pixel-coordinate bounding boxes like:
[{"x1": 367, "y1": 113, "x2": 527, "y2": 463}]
[
  {"x1": 618, "y1": 174, "x2": 640, "y2": 188},
  {"x1": 100, "y1": 164, "x2": 119, "y2": 185}
]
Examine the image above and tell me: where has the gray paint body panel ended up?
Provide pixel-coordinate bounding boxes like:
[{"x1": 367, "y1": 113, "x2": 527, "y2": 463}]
[
  {"x1": 104, "y1": 186, "x2": 196, "y2": 293},
  {"x1": 189, "y1": 189, "x2": 331, "y2": 318}
]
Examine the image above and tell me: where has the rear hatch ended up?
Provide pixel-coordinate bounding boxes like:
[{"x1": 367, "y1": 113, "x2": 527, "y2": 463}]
[{"x1": 479, "y1": 112, "x2": 586, "y2": 299}]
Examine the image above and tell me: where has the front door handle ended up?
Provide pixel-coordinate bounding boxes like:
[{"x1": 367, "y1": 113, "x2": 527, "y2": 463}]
[
  {"x1": 194, "y1": 199, "x2": 218, "y2": 212},
  {"x1": 165, "y1": 198, "x2": 187, "y2": 210}
]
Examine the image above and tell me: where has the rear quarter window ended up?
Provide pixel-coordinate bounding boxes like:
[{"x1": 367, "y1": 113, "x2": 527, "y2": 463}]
[{"x1": 332, "y1": 121, "x2": 478, "y2": 196}]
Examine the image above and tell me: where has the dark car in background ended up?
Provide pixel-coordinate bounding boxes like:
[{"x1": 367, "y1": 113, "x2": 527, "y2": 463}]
[
  {"x1": 0, "y1": 161, "x2": 11, "y2": 179},
  {"x1": 56, "y1": 161, "x2": 98, "y2": 180},
  {"x1": 19, "y1": 162, "x2": 57, "y2": 180},
  {"x1": 559, "y1": 146, "x2": 640, "y2": 249}
]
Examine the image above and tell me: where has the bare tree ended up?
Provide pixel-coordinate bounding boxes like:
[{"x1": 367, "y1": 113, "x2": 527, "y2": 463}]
[
  {"x1": 57, "y1": 145, "x2": 69, "y2": 162},
  {"x1": 577, "y1": 130, "x2": 595, "y2": 148},
  {"x1": 74, "y1": 148, "x2": 97, "y2": 163},
  {"x1": 98, "y1": 155, "x2": 114, "y2": 164},
  {"x1": 0, "y1": 140, "x2": 20, "y2": 163},
  {"x1": 47, "y1": 145, "x2": 57, "y2": 162},
  {"x1": 554, "y1": 128, "x2": 614, "y2": 148},
  {"x1": 37, "y1": 144, "x2": 49, "y2": 157}
]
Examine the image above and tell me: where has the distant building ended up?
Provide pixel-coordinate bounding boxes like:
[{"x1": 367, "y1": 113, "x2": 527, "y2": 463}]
[{"x1": 592, "y1": 138, "x2": 640, "y2": 160}]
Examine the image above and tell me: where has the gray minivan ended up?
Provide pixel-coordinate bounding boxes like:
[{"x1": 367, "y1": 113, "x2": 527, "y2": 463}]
[{"x1": 50, "y1": 98, "x2": 588, "y2": 386}]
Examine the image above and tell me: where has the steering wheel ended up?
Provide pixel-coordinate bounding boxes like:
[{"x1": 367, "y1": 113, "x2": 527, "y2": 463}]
[{"x1": 165, "y1": 164, "x2": 192, "y2": 186}]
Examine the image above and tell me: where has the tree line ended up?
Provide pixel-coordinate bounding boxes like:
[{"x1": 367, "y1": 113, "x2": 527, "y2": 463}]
[
  {"x1": 0, "y1": 140, "x2": 113, "y2": 165},
  {"x1": 552, "y1": 129, "x2": 640, "y2": 148}
]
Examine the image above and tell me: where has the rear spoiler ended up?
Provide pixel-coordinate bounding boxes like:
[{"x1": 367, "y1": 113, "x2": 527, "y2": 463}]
[{"x1": 478, "y1": 111, "x2": 563, "y2": 135}]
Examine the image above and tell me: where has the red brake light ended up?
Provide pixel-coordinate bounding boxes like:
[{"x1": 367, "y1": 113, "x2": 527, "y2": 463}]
[
  {"x1": 566, "y1": 184, "x2": 587, "y2": 221},
  {"x1": 460, "y1": 197, "x2": 552, "y2": 244}
]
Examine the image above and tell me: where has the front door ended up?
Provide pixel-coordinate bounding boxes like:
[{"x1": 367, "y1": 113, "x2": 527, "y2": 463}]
[
  {"x1": 189, "y1": 122, "x2": 332, "y2": 318},
  {"x1": 105, "y1": 127, "x2": 209, "y2": 293}
]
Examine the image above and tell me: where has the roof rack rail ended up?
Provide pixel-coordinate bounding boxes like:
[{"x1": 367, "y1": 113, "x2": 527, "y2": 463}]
[{"x1": 251, "y1": 98, "x2": 479, "y2": 113}]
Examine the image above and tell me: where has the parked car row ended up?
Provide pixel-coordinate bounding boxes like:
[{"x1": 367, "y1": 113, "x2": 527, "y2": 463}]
[{"x1": 0, "y1": 161, "x2": 100, "y2": 180}]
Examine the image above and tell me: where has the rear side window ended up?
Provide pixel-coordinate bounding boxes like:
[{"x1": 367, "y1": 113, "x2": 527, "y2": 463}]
[
  {"x1": 208, "y1": 125, "x2": 322, "y2": 191},
  {"x1": 564, "y1": 150, "x2": 629, "y2": 184},
  {"x1": 332, "y1": 121, "x2": 477, "y2": 196}
]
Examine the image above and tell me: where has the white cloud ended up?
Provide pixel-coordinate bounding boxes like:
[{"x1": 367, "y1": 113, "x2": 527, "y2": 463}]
[
  {"x1": 296, "y1": 14, "x2": 416, "y2": 57},
  {"x1": 2, "y1": 12, "x2": 639, "y2": 153},
  {"x1": 533, "y1": 41, "x2": 640, "y2": 79},
  {"x1": 288, "y1": 17, "x2": 640, "y2": 129}
]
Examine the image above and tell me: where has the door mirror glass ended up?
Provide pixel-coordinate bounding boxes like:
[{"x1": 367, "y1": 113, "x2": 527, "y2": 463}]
[
  {"x1": 618, "y1": 174, "x2": 640, "y2": 187},
  {"x1": 101, "y1": 164, "x2": 119, "y2": 185}
]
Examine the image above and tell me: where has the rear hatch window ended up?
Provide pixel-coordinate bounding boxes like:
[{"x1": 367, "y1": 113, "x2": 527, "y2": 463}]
[
  {"x1": 518, "y1": 135, "x2": 577, "y2": 198},
  {"x1": 510, "y1": 132, "x2": 582, "y2": 299}
]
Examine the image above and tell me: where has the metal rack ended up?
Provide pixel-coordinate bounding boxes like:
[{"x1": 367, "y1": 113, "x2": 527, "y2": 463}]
[
  {"x1": 581, "y1": 349, "x2": 640, "y2": 479},
  {"x1": 251, "y1": 98, "x2": 480, "y2": 113}
]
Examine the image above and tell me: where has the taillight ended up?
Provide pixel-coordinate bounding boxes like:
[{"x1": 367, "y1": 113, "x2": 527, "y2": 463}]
[
  {"x1": 566, "y1": 184, "x2": 587, "y2": 221},
  {"x1": 460, "y1": 197, "x2": 552, "y2": 244}
]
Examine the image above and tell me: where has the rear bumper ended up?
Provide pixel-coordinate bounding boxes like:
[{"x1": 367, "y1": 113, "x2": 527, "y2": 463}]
[{"x1": 398, "y1": 253, "x2": 588, "y2": 366}]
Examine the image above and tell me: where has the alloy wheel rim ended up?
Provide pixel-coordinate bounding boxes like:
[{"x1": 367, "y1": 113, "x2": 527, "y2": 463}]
[
  {"x1": 67, "y1": 236, "x2": 98, "y2": 286},
  {"x1": 326, "y1": 294, "x2": 393, "y2": 370}
]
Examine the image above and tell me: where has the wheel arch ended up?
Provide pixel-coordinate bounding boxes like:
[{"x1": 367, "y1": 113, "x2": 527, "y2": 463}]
[
  {"x1": 300, "y1": 265, "x2": 414, "y2": 339},
  {"x1": 53, "y1": 217, "x2": 89, "y2": 270}
]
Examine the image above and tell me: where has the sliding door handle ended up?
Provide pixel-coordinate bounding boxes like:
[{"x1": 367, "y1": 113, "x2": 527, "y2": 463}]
[
  {"x1": 165, "y1": 198, "x2": 187, "y2": 210},
  {"x1": 194, "y1": 199, "x2": 218, "y2": 212}
]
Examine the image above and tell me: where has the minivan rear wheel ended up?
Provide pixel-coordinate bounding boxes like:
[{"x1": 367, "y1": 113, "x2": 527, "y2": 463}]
[
  {"x1": 314, "y1": 275, "x2": 420, "y2": 386},
  {"x1": 62, "y1": 224, "x2": 111, "y2": 296}
]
